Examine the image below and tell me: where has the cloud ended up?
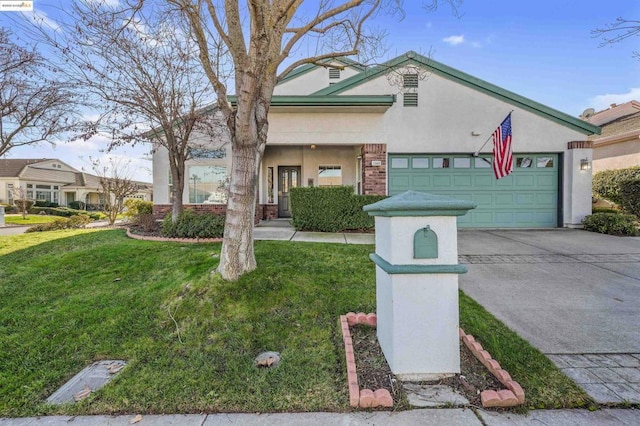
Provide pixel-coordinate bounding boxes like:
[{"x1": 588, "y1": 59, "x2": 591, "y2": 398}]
[
  {"x1": 26, "y1": 10, "x2": 60, "y2": 31},
  {"x1": 589, "y1": 88, "x2": 640, "y2": 111},
  {"x1": 443, "y1": 35, "x2": 465, "y2": 46}
]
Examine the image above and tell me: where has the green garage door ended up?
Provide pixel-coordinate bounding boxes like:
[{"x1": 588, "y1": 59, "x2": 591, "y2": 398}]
[{"x1": 388, "y1": 154, "x2": 559, "y2": 228}]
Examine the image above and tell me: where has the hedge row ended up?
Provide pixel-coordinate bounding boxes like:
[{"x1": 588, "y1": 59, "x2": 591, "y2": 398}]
[
  {"x1": 593, "y1": 166, "x2": 640, "y2": 207},
  {"x1": 161, "y1": 210, "x2": 225, "y2": 238},
  {"x1": 25, "y1": 215, "x2": 92, "y2": 233},
  {"x1": 582, "y1": 211, "x2": 638, "y2": 236},
  {"x1": 30, "y1": 206, "x2": 102, "y2": 220},
  {"x1": 289, "y1": 186, "x2": 385, "y2": 232}
]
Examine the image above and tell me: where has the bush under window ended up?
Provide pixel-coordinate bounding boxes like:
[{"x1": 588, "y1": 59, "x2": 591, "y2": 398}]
[
  {"x1": 161, "y1": 210, "x2": 225, "y2": 238},
  {"x1": 289, "y1": 186, "x2": 385, "y2": 232}
]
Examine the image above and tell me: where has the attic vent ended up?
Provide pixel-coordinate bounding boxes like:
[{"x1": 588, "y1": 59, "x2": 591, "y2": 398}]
[
  {"x1": 329, "y1": 68, "x2": 341, "y2": 79},
  {"x1": 403, "y1": 93, "x2": 418, "y2": 107},
  {"x1": 403, "y1": 74, "x2": 419, "y2": 88}
]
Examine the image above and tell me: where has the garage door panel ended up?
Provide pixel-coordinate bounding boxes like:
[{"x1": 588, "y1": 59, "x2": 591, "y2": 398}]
[{"x1": 388, "y1": 154, "x2": 558, "y2": 228}]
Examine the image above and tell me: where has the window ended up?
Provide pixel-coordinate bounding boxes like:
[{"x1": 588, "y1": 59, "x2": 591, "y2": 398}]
[
  {"x1": 189, "y1": 148, "x2": 226, "y2": 159},
  {"x1": 453, "y1": 158, "x2": 471, "y2": 168},
  {"x1": 267, "y1": 167, "x2": 274, "y2": 203},
  {"x1": 517, "y1": 157, "x2": 533, "y2": 168},
  {"x1": 318, "y1": 166, "x2": 342, "y2": 186},
  {"x1": 403, "y1": 74, "x2": 418, "y2": 88},
  {"x1": 433, "y1": 157, "x2": 450, "y2": 168},
  {"x1": 188, "y1": 165, "x2": 228, "y2": 204},
  {"x1": 412, "y1": 158, "x2": 429, "y2": 168},
  {"x1": 403, "y1": 93, "x2": 418, "y2": 107},
  {"x1": 537, "y1": 157, "x2": 554, "y2": 168},
  {"x1": 7, "y1": 184, "x2": 14, "y2": 204},
  {"x1": 329, "y1": 68, "x2": 341, "y2": 79},
  {"x1": 391, "y1": 158, "x2": 409, "y2": 169},
  {"x1": 32, "y1": 184, "x2": 59, "y2": 203},
  {"x1": 474, "y1": 157, "x2": 492, "y2": 168}
]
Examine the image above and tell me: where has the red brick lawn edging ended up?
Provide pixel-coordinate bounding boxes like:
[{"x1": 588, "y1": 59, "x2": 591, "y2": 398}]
[
  {"x1": 340, "y1": 313, "x2": 525, "y2": 409},
  {"x1": 459, "y1": 327, "x2": 526, "y2": 408},
  {"x1": 340, "y1": 312, "x2": 393, "y2": 409},
  {"x1": 125, "y1": 228, "x2": 222, "y2": 243}
]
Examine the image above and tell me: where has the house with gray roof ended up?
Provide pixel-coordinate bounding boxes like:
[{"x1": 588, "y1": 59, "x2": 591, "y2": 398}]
[{"x1": 0, "y1": 158, "x2": 151, "y2": 209}]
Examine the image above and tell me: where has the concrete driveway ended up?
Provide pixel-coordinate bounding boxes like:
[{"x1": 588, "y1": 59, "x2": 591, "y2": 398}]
[{"x1": 458, "y1": 229, "x2": 640, "y2": 403}]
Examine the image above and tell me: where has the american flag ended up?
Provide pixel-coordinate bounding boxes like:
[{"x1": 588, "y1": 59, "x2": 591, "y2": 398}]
[{"x1": 492, "y1": 113, "x2": 513, "y2": 179}]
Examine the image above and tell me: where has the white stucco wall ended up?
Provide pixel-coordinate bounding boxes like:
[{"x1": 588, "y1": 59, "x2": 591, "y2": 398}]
[{"x1": 274, "y1": 64, "x2": 361, "y2": 95}]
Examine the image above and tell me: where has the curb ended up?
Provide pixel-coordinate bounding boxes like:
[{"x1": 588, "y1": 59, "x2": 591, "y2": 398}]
[
  {"x1": 340, "y1": 312, "x2": 393, "y2": 409},
  {"x1": 125, "y1": 228, "x2": 222, "y2": 243},
  {"x1": 459, "y1": 328, "x2": 525, "y2": 408}
]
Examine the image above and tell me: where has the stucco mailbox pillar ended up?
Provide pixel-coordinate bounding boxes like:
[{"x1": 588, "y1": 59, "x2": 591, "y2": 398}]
[
  {"x1": 0, "y1": 205, "x2": 5, "y2": 227},
  {"x1": 363, "y1": 191, "x2": 476, "y2": 381}
]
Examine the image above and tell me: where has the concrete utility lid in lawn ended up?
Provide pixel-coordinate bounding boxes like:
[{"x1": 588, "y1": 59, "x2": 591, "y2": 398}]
[{"x1": 46, "y1": 360, "x2": 126, "y2": 405}]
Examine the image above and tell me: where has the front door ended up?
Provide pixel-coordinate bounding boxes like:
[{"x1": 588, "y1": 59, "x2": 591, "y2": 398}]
[{"x1": 278, "y1": 166, "x2": 301, "y2": 218}]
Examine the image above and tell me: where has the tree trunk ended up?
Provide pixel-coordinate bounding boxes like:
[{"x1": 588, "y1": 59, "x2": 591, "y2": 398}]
[
  {"x1": 170, "y1": 156, "x2": 185, "y2": 223},
  {"x1": 217, "y1": 141, "x2": 262, "y2": 280}
]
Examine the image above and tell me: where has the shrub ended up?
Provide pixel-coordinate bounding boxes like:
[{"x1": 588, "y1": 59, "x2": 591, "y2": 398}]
[
  {"x1": 34, "y1": 201, "x2": 59, "y2": 208},
  {"x1": 14, "y1": 199, "x2": 34, "y2": 215},
  {"x1": 290, "y1": 186, "x2": 385, "y2": 232},
  {"x1": 619, "y1": 179, "x2": 640, "y2": 218},
  {"x1": 68, "y1": 201, "x2": 85, "y2": 210},
  {"x1": 591, "y1": 207, "x2": 620, "y2": 215},
  {"x1": 161, "y1": 210, "x2": 225, "y2": 238},
  {"x1": 592, "y1": 167, "x2": 640, "y2": 206},
  {"x1": 25, "y1": 214, "x2": 91, "y2": 233},
  {"x1": 29, "y1": 206, "x2": 101, "y2": 220},
  {"x1": 124, "y1": 199, "x2": 153, "y2": 224},
  {"x1": 582, "y1": 212, "x2": 638, "y2": 236},
  {"x1": 138, "y1": 214, "x2": 158, "y2": 232}
]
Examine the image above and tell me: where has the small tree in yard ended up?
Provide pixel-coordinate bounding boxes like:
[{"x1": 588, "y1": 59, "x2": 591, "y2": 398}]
[
  {"x1": 11, "y1": 187, "x2": 33, "y2": 219},
  {"x1": 22, "y1": 2, "x2": 227, "y2": 223},
  {"x1": 91, "y1": 158, "x2": 140, "y2": 226}
]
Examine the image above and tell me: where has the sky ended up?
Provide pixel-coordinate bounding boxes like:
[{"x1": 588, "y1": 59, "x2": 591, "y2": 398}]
[{"x1": 1, "y1": 0, "x2": 639, "y2": 182}]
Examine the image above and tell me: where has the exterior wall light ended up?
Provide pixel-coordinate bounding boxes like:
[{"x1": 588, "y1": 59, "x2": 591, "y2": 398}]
[
  {"x1": 580, "y1": 158, "x2": 591, "y2": 171},
  {"x1": 310, "y1": 144, "x2": 316, "y2": 150}
]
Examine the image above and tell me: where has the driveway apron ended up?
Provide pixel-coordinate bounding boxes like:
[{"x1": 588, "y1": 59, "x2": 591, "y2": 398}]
[{"x1": 458, "y1": 229, "x2": 640, "y2": 403}]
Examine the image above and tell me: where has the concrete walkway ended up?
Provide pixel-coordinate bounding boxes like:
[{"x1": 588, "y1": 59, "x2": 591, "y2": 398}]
[
  {"x1": 2, "y1": 408, "x2": 640, "y2": 425},
  {"x1": 254, "y1": 218, "x2": 375, "y2": 244}
]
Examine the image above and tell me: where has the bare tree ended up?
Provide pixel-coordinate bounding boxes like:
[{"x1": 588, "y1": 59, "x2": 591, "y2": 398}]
[
  {"x1": 166, "y1": 0, "x2": 407, "y2": 281},
  {"x1": 22, "y1": 2, "x2": 227, "y2": 222},
  {"x1": 594, "y1": 17, "x2": 640, "y2": 58},
  {"x1": 10, "y1": 186, "x2": 33, "y2": 220},
  {"x1": 0, "y1": 28, "x2": 77, "y2": 157},
  {"x1": 91, "y1": 157, "x2": 140, "y2": 226}
]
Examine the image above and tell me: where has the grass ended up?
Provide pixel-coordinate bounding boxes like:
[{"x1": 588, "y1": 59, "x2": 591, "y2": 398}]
[
  {"x1": 4, "y1": 215, "x2": 62, "y2": 225},
  {"x1": 0, "y1": 229, "x2": 591, "y2": 416}
]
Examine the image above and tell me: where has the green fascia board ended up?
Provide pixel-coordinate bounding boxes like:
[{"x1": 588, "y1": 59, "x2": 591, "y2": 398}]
[
  {"x1": 364, "y1": 190, "x2": 477, "y2": 217},
  {"x1": 277, "y1": 57, "x2": 367, "y2": 85},
  {"x1": 312, "y1": 51, "x2": 601, "y2": 136},
  {"x1": 370, "y1": 253, "x2": 468, "y2": 275},
  {"x1": 228, "y1": 95, "x2": 395, "y2": 107}
]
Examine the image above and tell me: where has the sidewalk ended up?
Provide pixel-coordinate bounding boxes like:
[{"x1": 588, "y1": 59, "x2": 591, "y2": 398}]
[
  {"x1": 254, "y1": 219, "x2": 375, "y2": 244},
  {"x1": 2, "y1": 408, "x2": 639, "y2": 425}
]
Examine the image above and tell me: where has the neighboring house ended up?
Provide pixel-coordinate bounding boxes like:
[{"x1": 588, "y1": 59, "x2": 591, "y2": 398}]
[
  {"x1": 583, "y1": 100, "x2": 640, "y2": 173},
  {"x1": 0, "y1": 158, "x2": 152, "y2": 209},
  {"x1": 153, "y1": 51, "x2": 600, "y2": 228}
]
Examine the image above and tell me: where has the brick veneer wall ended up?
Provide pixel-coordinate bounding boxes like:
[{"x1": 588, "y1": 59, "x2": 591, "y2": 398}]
[
  {"x1": 153, "y1": 204, "x2": 264, "y2": 225},
  {"x1": 262, "y1": 204, "x2": 278, "y2": 220},
  {"x1": 361, "y1": 144, "x2": 387, "y2": 196}
]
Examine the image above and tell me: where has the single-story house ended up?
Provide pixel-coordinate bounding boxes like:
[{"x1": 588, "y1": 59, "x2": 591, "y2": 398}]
[
  {"x1": 152, "y1": 51, "x2": 600, "y2": 228},
  {"x1": 0, "y1": 158, "x2": 152, "y2": 209},
  {"x1": 583, "y1": 100, "x2": 640, "y2": 173}
]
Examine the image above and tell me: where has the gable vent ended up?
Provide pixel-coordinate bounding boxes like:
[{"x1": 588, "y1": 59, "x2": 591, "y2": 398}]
[
  {"x1": 403, "y1": 74, "x2": 419, "y2": 88},
  {"x1": 329, "y1": 68, "x2": 341, "y2": 79},
  {"x1": 403, "y1": 93, "x2": 418, "y2": 107}
]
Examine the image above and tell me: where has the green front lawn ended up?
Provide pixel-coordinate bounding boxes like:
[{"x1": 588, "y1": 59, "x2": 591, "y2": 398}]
[
  {"x1": 0, "y1": 229, "x2": 591, "y2": 416},
  {"x1": 4, "y1": 215, "x2": 62, "y2": 225}
]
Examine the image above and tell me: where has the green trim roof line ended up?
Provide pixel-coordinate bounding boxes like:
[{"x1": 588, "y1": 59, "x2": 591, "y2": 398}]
[
  {"x1": 312, "y1": 51, "x2": 601, "y2": 135},
  {"x1": 228, "y1": 95, "x2": 395, "y2": 107},
  {"x1": 277, "y1": 57, "x2": 367, "y2": 85}
]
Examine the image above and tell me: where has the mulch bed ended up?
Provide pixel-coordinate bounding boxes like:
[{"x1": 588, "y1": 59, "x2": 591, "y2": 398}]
[{"x1": 350, "y1": 324, "x2": 504, "y2": 407}]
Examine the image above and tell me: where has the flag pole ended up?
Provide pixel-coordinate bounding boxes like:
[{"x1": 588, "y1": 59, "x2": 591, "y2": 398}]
[{"x1": 472, "y1": 110, "x2": 514, "y2": 156}]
